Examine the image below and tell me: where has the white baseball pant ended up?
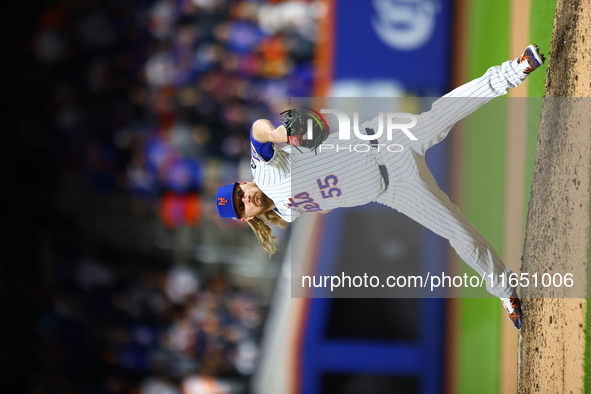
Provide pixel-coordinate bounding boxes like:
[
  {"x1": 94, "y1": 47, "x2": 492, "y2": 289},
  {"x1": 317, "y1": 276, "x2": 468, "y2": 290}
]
[{"x1": 364, "y1": 59, "x2": 526, "y2": 298}]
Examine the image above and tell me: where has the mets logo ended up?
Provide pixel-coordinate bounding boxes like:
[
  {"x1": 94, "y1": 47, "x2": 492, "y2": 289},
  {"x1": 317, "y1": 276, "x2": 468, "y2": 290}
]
[{"x1": 217, "y1": 197, "x2": 228, "y2": 206}]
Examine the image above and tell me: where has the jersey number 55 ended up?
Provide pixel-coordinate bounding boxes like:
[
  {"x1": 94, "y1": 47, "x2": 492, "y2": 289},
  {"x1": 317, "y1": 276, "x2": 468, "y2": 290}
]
[{"x1": 317, "y1": 175, "x2": 342, "y2": 199}]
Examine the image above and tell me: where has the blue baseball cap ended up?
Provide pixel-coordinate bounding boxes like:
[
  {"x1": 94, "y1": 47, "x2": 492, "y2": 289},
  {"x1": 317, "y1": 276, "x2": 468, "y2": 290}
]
[{"x1": 216, "y1": 183, "x2": 239, "y2": 219}]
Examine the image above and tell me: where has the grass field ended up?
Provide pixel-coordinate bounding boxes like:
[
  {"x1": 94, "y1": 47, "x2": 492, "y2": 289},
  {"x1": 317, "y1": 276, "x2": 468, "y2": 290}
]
[{"x1": 455, "y1": 0, "x2": 565, "y2": 392}]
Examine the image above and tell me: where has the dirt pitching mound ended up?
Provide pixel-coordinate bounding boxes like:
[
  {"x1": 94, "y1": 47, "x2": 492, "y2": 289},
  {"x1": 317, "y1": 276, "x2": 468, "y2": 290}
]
[{"x1": 518, "y1": 0, "x2": 591, "y2": 392}]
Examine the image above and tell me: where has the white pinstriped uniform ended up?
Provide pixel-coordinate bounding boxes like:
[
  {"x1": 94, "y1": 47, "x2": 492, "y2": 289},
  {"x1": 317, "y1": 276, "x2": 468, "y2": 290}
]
[{"x1": 252, "y1": 59, "x2": 528, "y2": 298}]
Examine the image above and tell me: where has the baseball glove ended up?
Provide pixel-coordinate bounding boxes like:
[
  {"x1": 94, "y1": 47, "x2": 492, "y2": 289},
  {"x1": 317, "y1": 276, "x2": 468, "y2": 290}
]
[{"x1": 281, "y1": 107, "x2": 330, "y2": 153}]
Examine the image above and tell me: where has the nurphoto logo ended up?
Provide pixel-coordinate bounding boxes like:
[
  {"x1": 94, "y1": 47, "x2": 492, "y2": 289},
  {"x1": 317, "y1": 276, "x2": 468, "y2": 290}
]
[{"x1": 303, "y1": 110, "x2": 418, "y2": 153}]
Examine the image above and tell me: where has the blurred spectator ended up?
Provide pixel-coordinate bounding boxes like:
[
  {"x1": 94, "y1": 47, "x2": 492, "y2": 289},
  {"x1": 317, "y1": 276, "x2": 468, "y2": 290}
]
[
  {"x1": 32, "y1": 0, "x2": 319, "y2": 229},
  {"x1": 13, "y1": 0, "x2": 315, "y2": 392},
  {"x1": 38, "y1": 230, "x2": 259, "y2": 392}
]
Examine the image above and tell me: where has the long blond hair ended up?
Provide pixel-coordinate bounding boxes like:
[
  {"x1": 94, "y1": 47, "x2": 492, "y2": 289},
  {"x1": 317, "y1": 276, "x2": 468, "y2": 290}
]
[{"x1": 247, "y1": 210, "x2": 289, "y2": 255}]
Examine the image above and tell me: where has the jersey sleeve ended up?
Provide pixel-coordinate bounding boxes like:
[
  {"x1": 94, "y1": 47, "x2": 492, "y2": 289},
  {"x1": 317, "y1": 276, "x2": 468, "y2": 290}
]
[{"x1": 250, "y1": 126, "x2": 275, "y2": 162}]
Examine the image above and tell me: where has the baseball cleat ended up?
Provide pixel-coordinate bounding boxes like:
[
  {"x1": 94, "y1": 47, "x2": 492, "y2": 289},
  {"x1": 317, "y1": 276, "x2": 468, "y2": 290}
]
[
  {"x1": 501, "y1": 296, "x2": 523, "y2": 330},
  {"x1": 516, "y1": 44, "x2": 545, "y2": 74}
]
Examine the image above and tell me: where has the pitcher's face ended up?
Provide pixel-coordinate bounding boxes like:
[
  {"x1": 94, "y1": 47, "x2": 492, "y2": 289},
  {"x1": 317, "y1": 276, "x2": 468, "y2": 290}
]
[{"x1": 233, "y1": 182, "x2": 275, "y2": 221}]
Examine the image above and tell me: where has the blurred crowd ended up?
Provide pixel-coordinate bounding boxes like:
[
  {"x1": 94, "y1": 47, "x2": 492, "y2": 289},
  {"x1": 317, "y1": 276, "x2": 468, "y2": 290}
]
[
  {"x1": 38, "y1": 229, "x2": 262, "y2": 393},
  {"x1": 34, "y1": 0, "x2": 319, "y2": 228},
  {"x1": 4, "y1": 0, "x2": 320, "y2": 392}
]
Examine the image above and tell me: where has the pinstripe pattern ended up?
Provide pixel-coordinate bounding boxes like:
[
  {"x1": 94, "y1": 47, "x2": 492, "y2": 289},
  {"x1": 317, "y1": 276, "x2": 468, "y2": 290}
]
[
  {"x1": 253, "y1": 136, "x2": 387, "y2": 222},
  {"x1": 251, "y1": 144, "x2": 296, "y2": 221},
  {"x1": 252, "y1": 59, "x2": 527, "y2": 297},
  {"x1": 369, "y1": 60, "x2": 526, "y2": 298}
]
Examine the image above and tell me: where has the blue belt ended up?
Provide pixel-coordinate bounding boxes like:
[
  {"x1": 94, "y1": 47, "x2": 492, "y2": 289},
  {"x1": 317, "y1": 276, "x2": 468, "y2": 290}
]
[{"x1": 366, "y1": 127, "x2": 389, "y2": 189}]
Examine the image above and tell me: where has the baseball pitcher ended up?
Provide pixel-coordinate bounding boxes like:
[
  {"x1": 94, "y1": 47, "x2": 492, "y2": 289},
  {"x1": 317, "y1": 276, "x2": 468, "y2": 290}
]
[{"x1": 215, "y1": 45, "x2": 546, "y2": 330}]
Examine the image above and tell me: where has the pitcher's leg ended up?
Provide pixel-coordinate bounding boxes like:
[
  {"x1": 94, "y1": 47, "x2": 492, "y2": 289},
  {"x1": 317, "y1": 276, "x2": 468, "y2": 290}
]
[
  {"x1": 408, "y1": 55, "x2": 537, "y2": 154},
  {"x1": 443, "y1": 58, "x2": 527, "y2": 99},
  {"x1": 381, "y1": 160, "x2": 516, "y2": 298}
]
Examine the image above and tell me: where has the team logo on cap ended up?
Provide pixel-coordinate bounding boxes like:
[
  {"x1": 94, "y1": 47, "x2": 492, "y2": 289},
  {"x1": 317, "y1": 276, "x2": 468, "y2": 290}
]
[{"x1": 218, "y1": 197, "x2": 228, "y2": 206}]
